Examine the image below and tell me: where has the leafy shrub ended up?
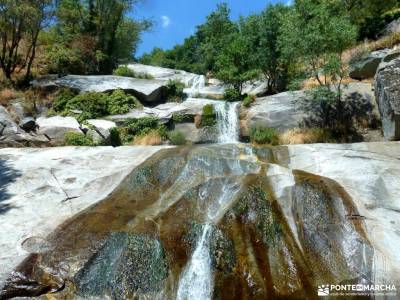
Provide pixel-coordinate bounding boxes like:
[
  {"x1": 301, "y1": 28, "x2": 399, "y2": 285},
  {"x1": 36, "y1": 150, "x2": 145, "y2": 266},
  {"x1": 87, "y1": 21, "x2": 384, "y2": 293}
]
[
  {"x1": 124, "y1": 117, "x2": 160, "y2": 136},
  {"x1": 64, "y1": 131, "x2": 94, "y2": 146},
  {"x1": 107, "y1": 89, "x2": 140, "y2": 115},
  {"x1": 116, "y1": 117, "x2": 167, "y2": 144},
  {"x1": 166, "y1": 79, "x2": 185, "y2": 102},
  {"x1": 249, "y1": 125, "x2": 279, "y2": 145},
  {"x1": 53, "y1": 89, "x2": 138, "y2": 122},
  {"x1": 172, "y1": 113, "x2": 194, "y2": 123},
  {"x1": 65, "y1": 92, "x2": 109, "y2": 122},
  {"x1": 224, "y1": 87, "x2": 242, "y2": 102},
  {"x1": 113, "y1": 65, "x2": 137, "y2": 77},
  {"x1": 113, "y1": 65, "x2": 154, "y2": 79},
  {"x1": 44, "y1": 45, "x2": 86, "y2": 75},
  {"x1": 109, "y1": 127, "x2": 122, "y2": 147},
  {"x1": 243, "y1": 95, "x2": 256, "y2": 108},
  {"x1": 53, "y1": 88, "x2": 77, "y2": 112},
  {"x1": 304, "y1": 86, "x2": 375, "y2": 142},
  {"x1": 168, "y1": 130, "x2": 187, "y2": 145},
  {"x1": 201, "y1": 104, "x2": 217, "y2": 127}
]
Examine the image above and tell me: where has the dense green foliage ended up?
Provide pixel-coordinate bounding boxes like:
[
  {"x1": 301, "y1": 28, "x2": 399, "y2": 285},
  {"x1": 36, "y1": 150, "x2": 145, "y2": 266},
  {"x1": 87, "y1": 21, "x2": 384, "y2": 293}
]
[
  {"x1": 249, "y1": 125, "x2": 279, "y2": 145},
  {"x1": 172, "y1": 114, "x2": 194, "y2": 123},
  {"x1": 53, "y1": 89, "x2": 139, "y2": 121},
  {"x1": 64, "y1": 131, "x2": 95, "y2": 146},
  {"x1": 201, "y1": 104, "x2": 217, "y2": 127},
  {"x1": 214, "y1": 32, "x2": 259, "y2": 93},
  {"x1": 113, "y1": 65, "x2": 137, "y2": 77},
  {"x1": 0, "y1": 0, "x2": 51, "y2": 82},
  {"x1": 243, "y1": 95, "x2": 256, "y2": 108},
  {"x1": 113, "y1": 65, "x2": 154, "y2": 79},
  {"x1": 223, "y1": 88, "x2": 243, "y2": 102},
  {"x1": 115, "y1": 117, "x2": 167, "y2": 144},
  {"x1": 42, "y1": 0, "x2": 151, "y2": 75},
  {"x1": 240, "y1": 5, "x2": 290, "y2": 94},
  {"x1": 279, "y1": 0, "x2": 357, "y2": 90},
  {"x1": 166, "y1": 80, "x2": 185, "y2": 102},
  {"x1": 139, "y1": 3, "x2": 236, "y2": 74},
  {"x1": 168, "y1": 131, "x2": 187, "y2": 145}
]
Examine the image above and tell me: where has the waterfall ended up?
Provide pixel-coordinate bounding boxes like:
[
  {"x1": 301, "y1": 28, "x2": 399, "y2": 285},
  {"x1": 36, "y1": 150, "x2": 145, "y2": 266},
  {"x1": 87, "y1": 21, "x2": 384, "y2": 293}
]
[
  {"x1": 214, "y1": 101, "x2": 240, "y2": 144},
  {"x1": 186, "y1": 75, "x2": 206, "y2": 97},
  {"x1": 176, "y1": 224, "x2": 213, "y2": 300},
  {"x1": 176, "y1": 180, "x2": 242, "y2": 300}
]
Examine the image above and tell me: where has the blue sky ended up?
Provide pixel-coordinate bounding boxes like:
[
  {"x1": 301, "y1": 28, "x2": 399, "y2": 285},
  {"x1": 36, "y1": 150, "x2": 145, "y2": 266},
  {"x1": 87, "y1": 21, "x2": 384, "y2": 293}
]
[{"x1": 133, "y1": 0, "x2": 291, "y2": 57}]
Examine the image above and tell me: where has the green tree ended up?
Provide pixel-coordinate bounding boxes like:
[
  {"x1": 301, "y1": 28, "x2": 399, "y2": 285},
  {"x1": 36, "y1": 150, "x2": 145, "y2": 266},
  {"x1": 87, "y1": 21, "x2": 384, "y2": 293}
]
[
  {"x1": 197, "y1": 3, "x2": 237, "y2": 72},
  {"x1": 0, "y1": 0, "x2": 51, "y2": 82},
  {"x1": 280, "y1": 0, "x2": 358, "y2": 139},
  {"x1": 215, "y1": 32, "x2": 259, "y2": 93},
  {"x1": 138, "y1": 2, "x2": 236, "y2": 74},
  {"x1": 280, "y1": 0, "x2": 357, "y2": 91},
  {"x1": 44, "y1": 0, "x2": 151, "y2": 74},
  {"x1": 240, "y1": 4, "x2": 290, "y2": 94},
  {"x1": 342, "y1": 0, "x2": 398, "y2": 38}
]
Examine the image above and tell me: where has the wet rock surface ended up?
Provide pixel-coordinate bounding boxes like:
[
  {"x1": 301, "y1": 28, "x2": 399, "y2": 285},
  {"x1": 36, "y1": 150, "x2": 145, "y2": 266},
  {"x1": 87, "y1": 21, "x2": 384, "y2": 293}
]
[
  {"x1": 0, "y1": 142, "x2": 399, "y2": 299},
  {"x1": 75, "y1": 232, "x2": 168, "y2": 299}
]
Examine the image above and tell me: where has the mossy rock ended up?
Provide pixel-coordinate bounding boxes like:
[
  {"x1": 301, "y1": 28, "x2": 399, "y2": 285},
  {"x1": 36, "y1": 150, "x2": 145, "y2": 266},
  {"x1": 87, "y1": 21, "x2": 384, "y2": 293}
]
[
  {"x1": 232, "y1": 185, "x2": 283, "y2": 247},
  {"x1": 75, "y1": 232, "x2": 168, "y2": 299},
  {"x1": 185, "y1": 222, "x2": 236, "y2": 274}
]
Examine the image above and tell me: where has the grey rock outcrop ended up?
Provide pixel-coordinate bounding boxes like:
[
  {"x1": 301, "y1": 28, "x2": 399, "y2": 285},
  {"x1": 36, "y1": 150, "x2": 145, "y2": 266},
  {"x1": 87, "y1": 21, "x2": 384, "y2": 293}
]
[
  {"x1": 86, "y1": 119, "x2": 117, "y2": 143},
  {"x1": 349, "y1": 49, "x2": 390, "y2": 80},
  {"x1": 32, "y1": 75, "x2": 167, "y2": 105},
  {"x1": 240, "y1": 83, "x2": 379, "y2": 138},
  {"x1": 0, "y1": 146, "x2": 170, "y2": 291},
  {"x1": 349, "y1": 48, "x2": 400, "y2": 80},
  {"x1": 0, "y1": 143, "x2": 400, "y2": 297},
  {"x1": 36, "y1": 116, "x2": 82, "y2": 142},
  {"x1": 0, "y1": 105, "x2": 48, "y2": 147},
  {"x1": 174, "y1": 123, "x2": 218, "y2": 144},
  {"x1": 382, "y1": 18, "x2": 400, "y2": 36},
  {"x1": 240, "y1": 91, "x2": 308, "y2": 137},
  {"x1": 374, "y1": 58, "x2": 400, "y2": 140},
  {"x1": 108, "y1": 98, "x2": 208, "y2": 124}
]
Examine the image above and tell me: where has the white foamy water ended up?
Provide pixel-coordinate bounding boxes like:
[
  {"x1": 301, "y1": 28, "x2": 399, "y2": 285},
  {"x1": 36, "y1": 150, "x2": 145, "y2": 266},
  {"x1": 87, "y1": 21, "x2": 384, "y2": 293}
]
[
  {"x1": 176, "y1": 224, "x2": 213, "y2": 300},
  {"x1": 214, "y1": 101, "x2": 240, "y2": 144},
  {"x1": 185, "y1": 75, "x2": 206, "y2": 97}
]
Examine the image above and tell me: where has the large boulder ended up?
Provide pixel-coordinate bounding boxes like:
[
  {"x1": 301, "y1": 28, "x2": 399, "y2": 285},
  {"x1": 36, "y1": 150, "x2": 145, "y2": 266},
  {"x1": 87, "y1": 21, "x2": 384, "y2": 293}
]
[
  {"x1": 374, "y1": 58, "x2": 400, "y2": 140},
  {"x1": 32, "y1": 75, "x2": 167, "y2": 105},
  {"x1": 240, "y1": 91, "x2": 308, "y2": 137},
  {"x1": 0, "y1": 106, "x2": 47, "y2": 147},
  {"x1": 86, "y1": 119, "x2": 117, "y2": 144},
  {"x1": 349, "y1": 49, "x2": 390, "y2": 80},
  {"x1": 382, "y1": 18, "x2": 400, "y2": 36},
  {"x1": 240, "y1": 83, "x2": 379, "y2": 138},
  {"x1": 108, "y1": 98, "x2": 210, "y2": 124},
  {"x1": 36, "y1": 116, "x2": 82, "y2": 142},
  {"x1": 126, "y1": 63, "x2": 198, "y2": 86}
]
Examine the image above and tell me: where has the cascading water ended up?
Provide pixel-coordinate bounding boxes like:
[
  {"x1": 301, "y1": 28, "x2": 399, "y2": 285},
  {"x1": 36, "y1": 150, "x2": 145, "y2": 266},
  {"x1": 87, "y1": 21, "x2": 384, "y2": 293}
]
[
  {"x1": 176, "y1": 179, "x2": 242, "y2": 300},
  {"x1": 214, "y1": 101, "x2": 240, "y2": 144},
  {"x1": 176, "y1": 224, "x2": 213, "y2": 300},
  {"x1": 186, "y1": 75, "x2": 206, "y2": 97}
]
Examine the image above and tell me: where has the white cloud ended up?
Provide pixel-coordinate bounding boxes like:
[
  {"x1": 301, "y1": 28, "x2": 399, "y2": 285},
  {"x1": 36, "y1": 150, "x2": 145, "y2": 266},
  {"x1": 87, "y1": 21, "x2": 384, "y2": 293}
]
[{"x1": 161, "y1": 16, "x2": 171, "y2": 28}]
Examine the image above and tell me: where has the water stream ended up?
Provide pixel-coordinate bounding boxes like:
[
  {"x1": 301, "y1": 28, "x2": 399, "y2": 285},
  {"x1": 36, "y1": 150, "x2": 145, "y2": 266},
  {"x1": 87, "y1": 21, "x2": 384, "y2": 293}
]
[{"x1": 214, "y1": 101, "x2": 240, "y2": 144}]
